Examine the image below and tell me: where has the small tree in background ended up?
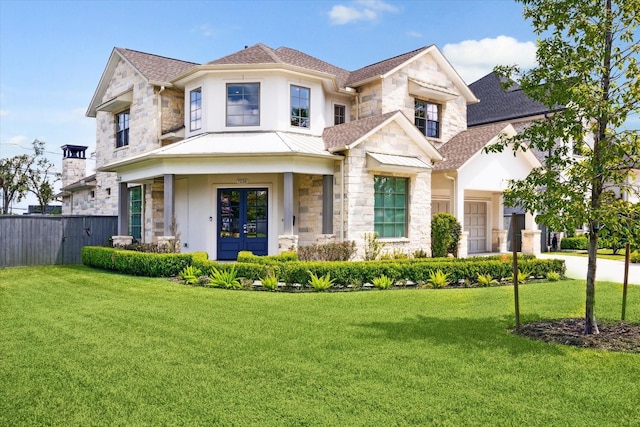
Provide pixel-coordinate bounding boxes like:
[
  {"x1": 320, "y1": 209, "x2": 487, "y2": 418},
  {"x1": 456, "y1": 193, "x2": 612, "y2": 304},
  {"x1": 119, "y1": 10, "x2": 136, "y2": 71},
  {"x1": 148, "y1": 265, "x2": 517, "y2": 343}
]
[
  {"x1": 24, "y1": 139, "x2": 60, "y2": 214},
  {"x1": 431, "y1": 213, "x2": 462, "y2": 258},
  {"x1": 0, "y1": 153, "x2": 33, "y2": 214}
]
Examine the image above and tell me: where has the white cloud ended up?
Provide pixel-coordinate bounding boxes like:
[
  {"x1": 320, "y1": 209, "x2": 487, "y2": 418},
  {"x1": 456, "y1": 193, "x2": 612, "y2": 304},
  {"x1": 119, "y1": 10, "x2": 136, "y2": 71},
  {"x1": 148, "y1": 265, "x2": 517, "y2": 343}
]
[
  {"x1": 329, "y1": 0, "x2": 398, "y2": 25},
  {"x1": 406, "y1": 31, "x2": 422, "y2": 38},
  {"x1": 0, "y1": 109, "x2": 9, "y2": 117},
  {"x1": 191, "y1": 24, "x2": 216, "y2": 37},
  {"x1": 443, "y1": 35, "x2": 537, "y2": 83}
]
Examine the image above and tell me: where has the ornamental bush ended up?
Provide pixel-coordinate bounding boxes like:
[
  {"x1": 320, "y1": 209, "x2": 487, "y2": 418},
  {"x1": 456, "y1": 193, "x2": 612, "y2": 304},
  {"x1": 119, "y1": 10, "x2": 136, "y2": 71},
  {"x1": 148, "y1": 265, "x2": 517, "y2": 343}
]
[{"x1": 431, "y1": 213, "x2": 461, "y2": 258}]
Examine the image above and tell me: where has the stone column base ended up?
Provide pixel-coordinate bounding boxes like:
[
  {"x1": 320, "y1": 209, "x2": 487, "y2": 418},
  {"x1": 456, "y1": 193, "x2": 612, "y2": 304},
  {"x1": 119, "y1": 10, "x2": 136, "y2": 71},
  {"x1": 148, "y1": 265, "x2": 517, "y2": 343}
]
[
  {"x1": 522, "y1": 230, "x2": 541, "y2": 256},
  {"x1": 278, "y1": 235, "x2": 299, "y2": 253},
  {"x1": 158, "y1": 235, "x2": 179, "y2": 253},
  {"x1": 457, "y1": 231, "x2": 469, "y2": 258},
  {"x1": 112, "y1": 235, "x2": 133, "y2": 247},
  {"x1": 492, "y1": 229, "x2": 508, "y2": 253},
  {"x1": 316, "y1": 234, "x2": 336, "y2": 245}
]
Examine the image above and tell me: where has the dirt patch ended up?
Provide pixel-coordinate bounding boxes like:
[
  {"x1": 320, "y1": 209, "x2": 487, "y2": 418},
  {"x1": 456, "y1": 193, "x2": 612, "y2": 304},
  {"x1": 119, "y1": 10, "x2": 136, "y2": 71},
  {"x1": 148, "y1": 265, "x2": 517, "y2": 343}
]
[{"x1": 514, "y1": 318, "x2": 640, "y2": 353}]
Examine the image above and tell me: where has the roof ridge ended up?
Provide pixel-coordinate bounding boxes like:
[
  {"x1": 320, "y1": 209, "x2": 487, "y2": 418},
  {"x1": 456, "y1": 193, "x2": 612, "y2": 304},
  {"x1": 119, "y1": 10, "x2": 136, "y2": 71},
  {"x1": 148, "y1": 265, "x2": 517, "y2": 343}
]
[
  {"x1": 352, "y1": 45, "x2": 431, "y2": 73},
  {"x1": 256, "y1": 43, "x2": 283, "y2": 63},
  {"x1": 115, "y1": 47, "x2": 198, "y2": 65}
]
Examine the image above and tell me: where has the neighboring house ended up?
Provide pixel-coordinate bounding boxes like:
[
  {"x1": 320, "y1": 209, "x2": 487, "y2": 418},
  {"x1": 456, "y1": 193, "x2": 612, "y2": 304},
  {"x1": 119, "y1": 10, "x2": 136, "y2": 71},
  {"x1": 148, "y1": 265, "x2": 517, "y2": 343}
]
[{"x1": 63, "y1": 44, "x2": 545, "y2": 260}]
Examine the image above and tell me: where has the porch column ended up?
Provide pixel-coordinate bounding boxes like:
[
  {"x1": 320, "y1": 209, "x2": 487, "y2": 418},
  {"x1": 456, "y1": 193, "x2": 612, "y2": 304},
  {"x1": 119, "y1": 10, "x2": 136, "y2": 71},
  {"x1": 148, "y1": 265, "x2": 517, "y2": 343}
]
[
  {"x1": 163, "y1": 174, "x2": 174, "y2": 235},
  {"x1": 322, "y1": 174, "x2": 334, "y2": 234},
  {"x1": 522, "y1": 211, "x2": 541, "y2": 255},
  {"x1": 117, "y1": 181, "x2": 129, "y2": 236},
  {"x1": 491, "y1": 193, "x2": 507, "y2": 253},
  {"x1": 283, "y1": 172, "x2": 294, "y2": 235},
  {"x1": 112, "y1": 181, "x2": 133, "y2": 247},
  {"x1": 454, "y1": 184, "x2": 468, "y2": 258}
]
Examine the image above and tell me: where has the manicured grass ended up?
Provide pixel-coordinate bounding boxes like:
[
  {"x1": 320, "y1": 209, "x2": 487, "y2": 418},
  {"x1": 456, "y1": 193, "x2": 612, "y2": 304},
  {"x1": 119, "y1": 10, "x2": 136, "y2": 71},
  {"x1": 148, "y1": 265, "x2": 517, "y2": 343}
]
[
  {"x1": 1, "y1": 266, "x2": 639, "y2": 426},
  {"x1": 553, "y1": 249, "x2": 634, "y2": 261}
]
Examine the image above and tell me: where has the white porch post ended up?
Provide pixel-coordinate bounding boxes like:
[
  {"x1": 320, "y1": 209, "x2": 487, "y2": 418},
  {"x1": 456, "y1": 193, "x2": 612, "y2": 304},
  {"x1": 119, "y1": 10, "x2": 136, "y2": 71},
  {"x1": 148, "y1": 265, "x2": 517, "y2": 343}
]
[
  {"x1": 491, "y1": 193, "x2": 508, "y2": 253},
  {"x1": 454, "y1": 184, "x2": 468, "y2": 258},
  {"x1": 522, "y1": 211, "x2": 541, "y2": 255},
  {"x1": 279, "y1": 172, "x2": 298, "y2": 253},
  {"x1": 112, "y1": 181, "x2": 133, "y2": 247}
]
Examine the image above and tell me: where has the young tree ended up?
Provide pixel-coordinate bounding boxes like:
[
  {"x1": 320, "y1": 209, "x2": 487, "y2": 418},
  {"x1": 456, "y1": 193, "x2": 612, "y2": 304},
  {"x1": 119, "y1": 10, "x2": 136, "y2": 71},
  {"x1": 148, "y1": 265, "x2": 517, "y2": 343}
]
[
  {"x1": 486, "y1": 0, "x2": 640, "y2": 334},
  {"x1": 24, "y1": 139, "x2": 61, "y2": 214},
  {"x1": 0, "y1": 153, "x2": 34, "y2": 214}
]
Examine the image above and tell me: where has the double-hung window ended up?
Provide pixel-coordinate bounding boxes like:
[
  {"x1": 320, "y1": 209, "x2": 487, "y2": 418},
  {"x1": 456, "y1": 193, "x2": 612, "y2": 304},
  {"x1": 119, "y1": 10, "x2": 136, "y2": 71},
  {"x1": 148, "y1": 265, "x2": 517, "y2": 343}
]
[
  {"x1": 334, "y1": 104, "x2": 346, "y2": 125},
  {"x1": 226, "y1": 83, "x2": 260, "y2": 126},
  {"x1": 190, "y1": 88, "x2": 202, "y2": 131},
  {"x1": 374, "y1": 176, "x2": 408, "y2": 238},
  {"x1": 129, "y1": 186, "x2": 142, "y2": 241},
  {"x1": 290, "y1": 85, "x2": 310, "y2": 128},
  {"x1": 414, "y1": 100, "x2": 440, "y2": 138},
  {"x1": 116, "y1": 110, "x2": 130, "y2": 148}
]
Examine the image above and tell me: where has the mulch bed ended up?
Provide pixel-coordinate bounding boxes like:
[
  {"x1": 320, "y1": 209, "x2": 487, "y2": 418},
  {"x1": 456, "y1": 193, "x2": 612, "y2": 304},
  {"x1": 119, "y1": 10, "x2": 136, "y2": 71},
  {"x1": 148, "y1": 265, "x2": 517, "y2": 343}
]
[{"x1": 514, "y1": 318, "x2": 640, "y2": 353}]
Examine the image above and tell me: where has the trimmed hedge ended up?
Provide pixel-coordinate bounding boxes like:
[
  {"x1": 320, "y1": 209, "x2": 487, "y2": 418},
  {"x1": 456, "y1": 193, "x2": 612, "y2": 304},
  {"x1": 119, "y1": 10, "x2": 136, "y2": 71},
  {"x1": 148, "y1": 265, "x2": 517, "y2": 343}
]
[
  {"x1": 192, "y1": 257, "x2": 565, "y2": 286},
  {"x1": 81, "y1": 246, "x2": 208, "y2": 277},
  {"x1": 82, "y1": 246, "x2": 565, "y2": 286}
]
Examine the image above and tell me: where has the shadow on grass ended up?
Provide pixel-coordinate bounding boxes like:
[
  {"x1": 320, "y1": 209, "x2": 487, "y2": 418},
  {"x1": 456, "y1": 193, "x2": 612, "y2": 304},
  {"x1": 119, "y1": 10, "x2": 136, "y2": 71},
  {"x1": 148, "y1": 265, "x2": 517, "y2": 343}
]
[{"x1": 355, "y1": 314, "x2": 566, "y2": 356}]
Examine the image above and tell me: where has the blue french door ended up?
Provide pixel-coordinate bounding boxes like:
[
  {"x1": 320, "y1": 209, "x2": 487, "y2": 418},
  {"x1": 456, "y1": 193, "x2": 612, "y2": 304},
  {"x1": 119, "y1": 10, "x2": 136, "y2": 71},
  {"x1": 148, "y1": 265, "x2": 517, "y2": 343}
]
[{"x1": 217, "y1": 188, "x2": 268, "y2": 260}]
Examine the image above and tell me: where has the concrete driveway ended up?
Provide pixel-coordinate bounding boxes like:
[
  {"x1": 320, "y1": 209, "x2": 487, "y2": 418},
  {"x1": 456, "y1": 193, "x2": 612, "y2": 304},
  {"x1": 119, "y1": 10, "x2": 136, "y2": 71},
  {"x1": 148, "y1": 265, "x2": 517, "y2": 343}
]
[{"x1": 539, "y1": 253, "x2": 640, "y2": 285}]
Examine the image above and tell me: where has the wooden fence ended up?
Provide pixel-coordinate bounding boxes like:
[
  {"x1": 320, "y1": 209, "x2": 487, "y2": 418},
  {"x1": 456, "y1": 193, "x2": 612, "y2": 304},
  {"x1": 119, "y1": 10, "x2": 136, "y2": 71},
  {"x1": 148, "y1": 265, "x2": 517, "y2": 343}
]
[{"x1": 0, "y1": 215, "x2": 117, "y2": 267}]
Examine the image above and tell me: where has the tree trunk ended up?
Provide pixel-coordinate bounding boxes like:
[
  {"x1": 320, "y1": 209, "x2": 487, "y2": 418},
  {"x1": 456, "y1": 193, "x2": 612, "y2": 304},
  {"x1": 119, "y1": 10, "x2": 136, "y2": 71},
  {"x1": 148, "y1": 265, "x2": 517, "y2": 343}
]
[{"x1": 585, "y1": 225, "x2": 600, "y2": 334}]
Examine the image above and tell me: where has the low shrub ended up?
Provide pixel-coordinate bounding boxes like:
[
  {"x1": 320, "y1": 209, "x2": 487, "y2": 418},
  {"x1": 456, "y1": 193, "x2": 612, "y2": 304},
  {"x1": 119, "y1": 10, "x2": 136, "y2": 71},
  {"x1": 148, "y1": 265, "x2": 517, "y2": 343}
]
[
  {"x1": 260, "y1": 272, "x2": 279, "y2": 291},
  {"x1": 209, "y1": 266, "x2": 242, "y2": 289},
  {"x1": 431, "y1": 213, "x2": 461, "y2": 258},
  {"x1": 427, "y1": 270, "x2": 450, "y2": 288},
  {"x1": 372, "y1": 274, "x2": 394, "y2": 289},
  {"x1": 308, "y1": 272, "x2": 335, "y2": 291},
  {"x1": 477, "y1": 273, "x2": 499, "y2": 287},
  {"x1": 630, "y1": 252, "x2": 640, "y2": 263},
  {"x1": 298, "y1": 241, "x2": 356, "y2": 262},
  {"x1": 561, "y1": 236, "x2": 589, "y2": 250},
  {"x1": 546, "y1": 271, "x2": 561, "y2": 282},
  {"x1": 179, "y1": 265, "x2": 202, "y2": 285},
  {"x1": 237, "y1": 251, "x2": 298, "y2": 263},
  {"x1": 81, "y1": 246, "x2": 202, "y2": 277}
]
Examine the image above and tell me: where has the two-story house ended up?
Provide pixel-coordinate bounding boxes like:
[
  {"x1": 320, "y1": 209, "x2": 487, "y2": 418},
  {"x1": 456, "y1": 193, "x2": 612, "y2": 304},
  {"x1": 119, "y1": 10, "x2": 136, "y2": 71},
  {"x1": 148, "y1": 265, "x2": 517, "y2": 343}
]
[{"x1": 62, "y1": 43, "x2": 544, "y2": 260}]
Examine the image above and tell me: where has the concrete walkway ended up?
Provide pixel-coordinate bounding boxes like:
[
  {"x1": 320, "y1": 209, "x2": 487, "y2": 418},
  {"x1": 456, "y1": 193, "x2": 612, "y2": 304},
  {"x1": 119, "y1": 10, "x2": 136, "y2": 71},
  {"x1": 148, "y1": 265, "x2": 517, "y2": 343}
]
[{"x1": 538, "y1": 253, "x2": 640, "y2": 285}]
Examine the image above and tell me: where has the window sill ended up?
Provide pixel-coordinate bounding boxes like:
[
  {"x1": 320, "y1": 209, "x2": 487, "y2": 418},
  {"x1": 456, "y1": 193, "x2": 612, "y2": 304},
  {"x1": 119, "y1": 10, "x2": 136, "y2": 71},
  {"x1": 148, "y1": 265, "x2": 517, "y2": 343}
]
[{"x1": 378, "y1": 237, "x2": 410, "y2": 243}]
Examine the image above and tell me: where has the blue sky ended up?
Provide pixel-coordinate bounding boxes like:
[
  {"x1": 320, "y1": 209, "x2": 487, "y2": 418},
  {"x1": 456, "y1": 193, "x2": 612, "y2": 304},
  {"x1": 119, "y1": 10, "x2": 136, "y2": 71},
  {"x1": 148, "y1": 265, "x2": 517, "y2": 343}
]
[{"x1": 0, "y1": 0, "x2": 538, "y2": 212}]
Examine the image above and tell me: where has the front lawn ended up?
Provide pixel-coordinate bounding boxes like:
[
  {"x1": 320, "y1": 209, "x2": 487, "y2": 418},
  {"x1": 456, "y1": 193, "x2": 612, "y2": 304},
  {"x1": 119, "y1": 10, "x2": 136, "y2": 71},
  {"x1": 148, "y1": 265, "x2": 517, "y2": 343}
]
[
  {"x1": 552, "y1": 249, "x2": 634, "y2": 261},
  {"x1": 1, "y1": 266, "x2": 638, "y2": 426}
]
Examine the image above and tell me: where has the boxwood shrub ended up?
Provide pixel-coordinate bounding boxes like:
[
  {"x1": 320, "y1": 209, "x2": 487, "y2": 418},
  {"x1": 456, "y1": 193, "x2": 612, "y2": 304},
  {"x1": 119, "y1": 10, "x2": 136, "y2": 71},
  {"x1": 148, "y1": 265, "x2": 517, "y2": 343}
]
[
  {"x1": 81, "y1": 246, "x2": 207, "y2": 277},
  {"x1": 82, "y1": 246, "x2": 565, "y2": 286}
]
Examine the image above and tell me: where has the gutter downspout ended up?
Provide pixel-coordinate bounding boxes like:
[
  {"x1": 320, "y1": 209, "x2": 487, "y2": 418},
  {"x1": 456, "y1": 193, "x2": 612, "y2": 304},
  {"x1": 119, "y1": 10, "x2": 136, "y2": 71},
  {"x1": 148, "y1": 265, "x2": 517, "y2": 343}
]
[{"x1": 340, "y1": 155, "x2": 345, "y2": 242}]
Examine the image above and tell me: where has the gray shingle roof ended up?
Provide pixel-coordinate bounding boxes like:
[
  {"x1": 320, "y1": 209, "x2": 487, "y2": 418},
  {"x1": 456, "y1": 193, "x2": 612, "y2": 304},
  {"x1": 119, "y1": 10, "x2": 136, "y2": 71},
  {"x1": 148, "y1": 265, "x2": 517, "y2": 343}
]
[
  {"x1": 467, "y1": 72, "x2": 553, "y2": 126},
  {"x1": 207, "y1": 44, "x2": 351, "y2": 88},
  {"x1": 115, "y1": 48, "x2": 197, "y2": 83},
  {"x1": 434, "y1": 122, "x2": 510, "y2": 171},
  {"x1": 322, "y1": 111, "x2": 398, "y2": 150},
  {"x1": 345, "y1": 46, "x2": 432, "y2": 87}
]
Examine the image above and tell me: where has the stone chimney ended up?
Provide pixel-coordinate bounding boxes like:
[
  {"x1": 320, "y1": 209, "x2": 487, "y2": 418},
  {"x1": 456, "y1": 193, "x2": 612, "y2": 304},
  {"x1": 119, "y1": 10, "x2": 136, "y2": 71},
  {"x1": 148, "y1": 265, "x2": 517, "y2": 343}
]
[{"x1": 61, "y1": 145, "x2": 88, "y2": 188}]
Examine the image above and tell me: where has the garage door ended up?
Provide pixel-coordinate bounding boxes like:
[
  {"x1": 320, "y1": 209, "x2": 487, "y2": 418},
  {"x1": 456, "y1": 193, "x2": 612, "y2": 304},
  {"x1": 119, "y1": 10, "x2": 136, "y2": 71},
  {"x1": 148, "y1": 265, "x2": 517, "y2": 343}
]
[{"x1": 465, "y1": 202, "x2": 487, "y2": 253}]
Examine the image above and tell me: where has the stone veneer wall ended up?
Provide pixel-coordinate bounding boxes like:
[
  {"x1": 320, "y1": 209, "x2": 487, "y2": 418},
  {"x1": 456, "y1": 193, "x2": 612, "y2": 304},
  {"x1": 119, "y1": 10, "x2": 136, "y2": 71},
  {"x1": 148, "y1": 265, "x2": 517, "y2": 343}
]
[
  {"x1": 160, "y1": 88, "x2": 185, "y2": 134},
  {"x1": 297, "y1": 174, "x2": 324, "y2": 247},
  {"x1": 148, "y1": 180, "x2": 165, "y2": 243},
  {"x1": 354, "y1": 53, "x2": 468, "y2": 145},
  {"x1": 342, "y1": 121, "x2": 433, "y2": 259}
]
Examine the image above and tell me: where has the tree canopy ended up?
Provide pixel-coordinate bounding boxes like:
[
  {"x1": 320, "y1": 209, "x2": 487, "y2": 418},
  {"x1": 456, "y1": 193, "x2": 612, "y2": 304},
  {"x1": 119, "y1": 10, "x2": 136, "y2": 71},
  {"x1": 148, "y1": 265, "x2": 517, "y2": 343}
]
[{"x1": 486, "y1": 0, "x2": 640, "y2": 334}]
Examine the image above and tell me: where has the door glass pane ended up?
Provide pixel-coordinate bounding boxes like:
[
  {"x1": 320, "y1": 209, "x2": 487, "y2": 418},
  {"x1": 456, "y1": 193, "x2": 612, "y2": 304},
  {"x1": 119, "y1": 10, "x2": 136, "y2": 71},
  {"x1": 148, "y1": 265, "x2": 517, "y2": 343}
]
[{"x1": 220, "y1": 190, "x2": 240, "y2": 238}]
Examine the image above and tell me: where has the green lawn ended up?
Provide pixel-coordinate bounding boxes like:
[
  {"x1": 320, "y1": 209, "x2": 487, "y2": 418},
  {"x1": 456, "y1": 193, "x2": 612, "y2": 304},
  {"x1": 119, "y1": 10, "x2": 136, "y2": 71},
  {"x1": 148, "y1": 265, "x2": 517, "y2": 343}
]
[
  {"x1": 1, "y1": 266, "x2": 639, "y2": 426},
  {"x1": 553, "y1": 249, "x2": 634, "y2": 261}
]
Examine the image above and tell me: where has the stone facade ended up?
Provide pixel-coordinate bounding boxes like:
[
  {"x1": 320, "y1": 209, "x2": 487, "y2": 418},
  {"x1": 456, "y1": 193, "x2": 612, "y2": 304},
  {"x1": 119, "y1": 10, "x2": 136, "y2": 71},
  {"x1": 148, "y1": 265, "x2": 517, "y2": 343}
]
[{"x1": 342, "y1": 121, "x2": 434, "y2": 258}]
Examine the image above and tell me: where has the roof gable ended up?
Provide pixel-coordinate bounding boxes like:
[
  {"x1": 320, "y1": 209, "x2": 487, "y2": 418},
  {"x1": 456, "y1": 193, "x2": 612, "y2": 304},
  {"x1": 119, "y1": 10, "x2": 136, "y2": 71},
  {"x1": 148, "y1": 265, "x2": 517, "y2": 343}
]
[
  {"x1": 468, "y1": 72, "x2": 554, "y2": 126},
  {"x1": 205, "y1": 43, "x2": 351, "y2": 89},
  {"x1": 323, "y1": 111, "x2": 443, "y2": 161},
  {"x1": 434, "y1": 122, "x2": 517, "y2": 171},
  {"x1": 87, "y1": 48, "x2": 197, "y2": 117}
]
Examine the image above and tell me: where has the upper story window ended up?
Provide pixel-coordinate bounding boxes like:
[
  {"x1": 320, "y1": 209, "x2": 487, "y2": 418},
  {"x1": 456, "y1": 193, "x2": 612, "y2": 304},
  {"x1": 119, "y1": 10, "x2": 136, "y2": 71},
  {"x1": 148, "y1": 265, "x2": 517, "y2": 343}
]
[
  {"x1": 415, "y1": 100, "x2": 440, "y2": 138},
  {"x1": 227, "y1": 83, "x2": 260, "y2": 126},
  {"x1": 334, "y1": 104, "x2": 346, "y2": 125},
  {"x1": 190, "y1": 88, "x2": 202, "y2": 131},
  {"x1": 116, "y1": 110, "x2": 130, "y2": 148},
  {"x1": 290, "y1": 85, "x2": 310, "y2": 128}
]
